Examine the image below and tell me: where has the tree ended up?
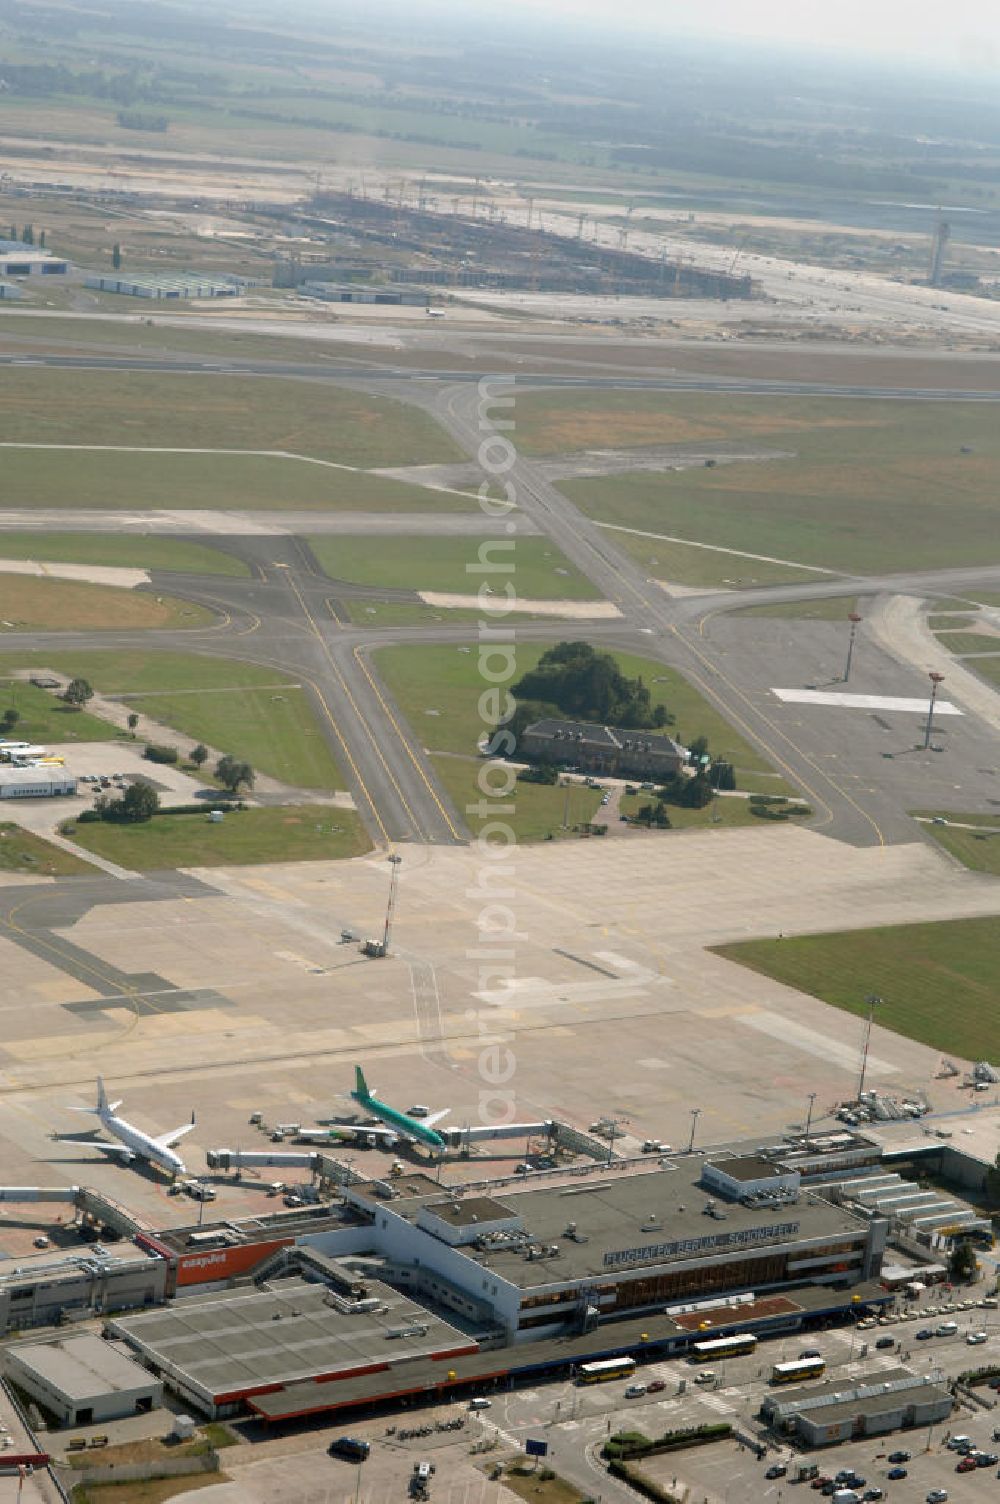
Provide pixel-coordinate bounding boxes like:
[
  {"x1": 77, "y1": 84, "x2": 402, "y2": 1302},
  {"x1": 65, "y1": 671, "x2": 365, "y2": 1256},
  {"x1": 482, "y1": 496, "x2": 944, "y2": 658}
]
[
  {"x1": 21, "y1": 224, "x2": 33, "y2": 245},
  {"x1": 118, "y1": 782, "x2": 159, "y2": 823},
  {"x1": 512, "y1": 642, "x2": 672, "y2": 732},
  {"x1": 112, "y1": 242, "x2": 122, "y2": 270},
  {"x1": 127, "y1": 712, "x2": 139, "y2": 738},
  {"x1": 215, "y1": 754, "x2": 254, "y2": 794},
  {"x1": 948, "y1": 1239, "x2": 977, "y2": 1283},
  {"x1": 711, "y1": 760, "x2": 736, "y2": 792},
  {"x1": 1, "y1": 707, "x2": 19, "y2": 732},
  {"x1": 38, "y1": 229, "x2": 45, "y2": 249},
  {"x1": 63, "y1": 678, "x2": 94, "y2": 708},
  {"x1": 687, "y1": 735, "x2": 710, "y2": 764},
  {"x1": 190, "y1": 744, "x2": 209, "y2": 770}
]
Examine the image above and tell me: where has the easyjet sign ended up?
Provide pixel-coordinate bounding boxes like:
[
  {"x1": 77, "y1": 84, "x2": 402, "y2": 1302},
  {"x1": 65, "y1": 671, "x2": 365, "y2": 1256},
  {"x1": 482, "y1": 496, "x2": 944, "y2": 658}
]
[{"x1": 176, "y1": 1237, "x2": 294, "y2": 1286}]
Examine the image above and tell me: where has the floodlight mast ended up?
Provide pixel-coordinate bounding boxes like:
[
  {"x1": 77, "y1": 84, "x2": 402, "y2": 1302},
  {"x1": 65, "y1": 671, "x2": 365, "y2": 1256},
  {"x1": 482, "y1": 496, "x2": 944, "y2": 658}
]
[
  {"x1": 857, "y1": 994, "x2": 883, "y2": 1101},
  {"x1": 844, "y1": 612, "x2": 863, "y2": 683},
  {"x1": 383, "y1": 854, "x2": 402, "y2": 954},
  {"x1": 923, "y1": 671, "x2": 945, "y2": 751}
]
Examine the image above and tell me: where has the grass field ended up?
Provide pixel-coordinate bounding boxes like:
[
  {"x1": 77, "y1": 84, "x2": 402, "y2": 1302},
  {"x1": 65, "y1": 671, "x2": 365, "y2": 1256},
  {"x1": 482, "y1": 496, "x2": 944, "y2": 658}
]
[
  {"x1": 714, "y1": 918, "x2": 1000, "y2": 1061},
  {"x1": 0, "y1": 652, "x2": 345, "y2": 789},
  {"x1": 0, "y1": 532, "x2": 250, "y2": 577},
  {"x1": 915, "y1": 812, "x2": 1000, "y2": 876},
  {"x1": 0, "y1": 679, "x2": 118, "y2": 742},
  {"x1": 431, "y1": 755, "x2": 602, "y2": 842},
  {"x1": 342, "y1": 599, "x2": 560, "y2": 627},
  {"x1": 308, "y1": 535, "x2": 599, "y2": 599},
  {"x1": 0, "y1": 821, "x2": 93, "y2": 876},
  {"x1": 618, "y1": 791, "x2": 769, "y2": 830},
  {"x1": 0, "y1": 370, "x2": 461, "y2": 467},
  {"x1": 374, "y1": 643, "x2": 788, "y2": 791},
  {"x1": 934, "y1": 632, "x2": 1000, "y2": 655},
  {"x1": 0, "y1": 576, "x2": 213, "y2": 631},
  {"x1": 70, "y1": 1475, "x2": 227, "y2": 1503},
  {"x1": 63, "y1": 804, "x2": 370, "y2": 870},
  {"x1": 0, "y1": 448, "x2": 465, "y2": 513},
  {"x1": 734, "y1": 596, "x2": 860, "y2": 620},
  {"x1": 538, "y1": 394, "x2": 1000, "y2": 574},
  {"x1": 594, "y1": 527, "x2": 822, "y2": 590},
  {"x1": 970, "y1": 658, "x2": 1000, "y2": 686}
]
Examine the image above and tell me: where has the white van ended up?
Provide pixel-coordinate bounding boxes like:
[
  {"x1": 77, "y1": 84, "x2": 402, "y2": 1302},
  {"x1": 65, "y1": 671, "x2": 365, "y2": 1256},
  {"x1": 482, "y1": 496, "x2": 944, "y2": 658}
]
[
  {"x1": 469, "y1": 1398, "x2": 492, "y2": 1410},
  {"x1": 936, "y1": 1320, "x2": 958, "y2": 1335}
]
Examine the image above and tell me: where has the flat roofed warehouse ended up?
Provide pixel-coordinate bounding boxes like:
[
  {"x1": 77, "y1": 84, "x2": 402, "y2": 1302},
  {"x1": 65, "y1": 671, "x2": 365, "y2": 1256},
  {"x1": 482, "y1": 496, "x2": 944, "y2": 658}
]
[
  {"x1": 109, "y1": 1277, "x2": 477, "y2": 1417},
  {"x1": 3, "y1": 1332, "x2": 162, "y2": 1426}
]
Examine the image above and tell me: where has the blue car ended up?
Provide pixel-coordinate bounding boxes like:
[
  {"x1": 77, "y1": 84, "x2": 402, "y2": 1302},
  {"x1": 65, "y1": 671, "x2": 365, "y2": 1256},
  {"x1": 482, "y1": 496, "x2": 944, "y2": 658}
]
[
  {"x1": 915, "y1": 1328, "x2": 934, "y2": 1339},
  {"x1": 887, "y1": 1467, "x2": 908, "y2": 1480}
]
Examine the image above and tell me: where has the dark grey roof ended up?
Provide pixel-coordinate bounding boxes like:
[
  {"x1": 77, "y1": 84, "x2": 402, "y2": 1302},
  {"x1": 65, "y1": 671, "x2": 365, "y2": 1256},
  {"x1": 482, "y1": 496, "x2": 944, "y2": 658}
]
[{"x1": 524, "y1": 720, "x2": 686, "y2": 756}]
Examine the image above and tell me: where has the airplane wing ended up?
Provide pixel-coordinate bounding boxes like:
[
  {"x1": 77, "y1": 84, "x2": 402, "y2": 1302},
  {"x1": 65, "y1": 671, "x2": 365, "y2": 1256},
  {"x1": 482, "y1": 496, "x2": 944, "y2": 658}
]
[
  {"x1": 56, "y1": 1134, "x2": 134, "y2": 1160},
  {"x1": 154, "y1": 1122, "x2": 197, "y2": 1150}
]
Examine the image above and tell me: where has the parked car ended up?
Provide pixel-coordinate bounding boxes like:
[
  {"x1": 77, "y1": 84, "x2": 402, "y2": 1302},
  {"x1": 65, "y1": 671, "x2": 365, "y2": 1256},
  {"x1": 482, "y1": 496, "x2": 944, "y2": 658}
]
[
  {"x1": 915, "y1": 1328, "x2": 934, "y2": 1339},
  {"x1": 888, "y1": 1451, "x2": 911, "y2": 1463},
  {"x1": 765, "y1": 1464, "x2": 787, "y2": 1479},
  {"x1": 875, "y1": 1336, "x2": 895, "y2": 1349},
  {"x1": 646, "y1": 1379, "x2": 665, "y2": 1393},
  {"x1": 624, "y1": 1384, "x2": 646, "y2": 1398},
  {"x1": 887, "y1": 1469, "x2": 908, "y2": 1481},
  {"x1": 926, "y1": 1490, "x2": 949, "y2": 1503}
]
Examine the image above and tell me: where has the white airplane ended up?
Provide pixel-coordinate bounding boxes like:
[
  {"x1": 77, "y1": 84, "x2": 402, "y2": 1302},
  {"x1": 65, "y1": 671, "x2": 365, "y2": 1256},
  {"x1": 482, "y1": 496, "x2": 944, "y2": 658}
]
[{"x1": 64, "y1": 1078, "x2": 196, "y2": 1177}]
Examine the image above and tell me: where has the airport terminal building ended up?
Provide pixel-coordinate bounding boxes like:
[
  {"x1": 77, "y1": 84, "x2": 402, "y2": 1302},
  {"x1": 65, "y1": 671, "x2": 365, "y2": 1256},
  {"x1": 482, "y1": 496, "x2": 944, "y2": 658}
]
[
  {"x1": 347, "y1": 1153, "x2": 885, "y2": 1343},
  {"x1": 108, "y1": 1146, "x2": 888, "y2": 1419}
]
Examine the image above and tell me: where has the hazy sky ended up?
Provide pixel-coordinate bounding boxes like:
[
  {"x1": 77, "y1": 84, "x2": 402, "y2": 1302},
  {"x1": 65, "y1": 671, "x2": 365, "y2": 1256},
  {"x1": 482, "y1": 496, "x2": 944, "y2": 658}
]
[{"x1": 481, "y1": 0, "x2": 1000, "y2": 71}]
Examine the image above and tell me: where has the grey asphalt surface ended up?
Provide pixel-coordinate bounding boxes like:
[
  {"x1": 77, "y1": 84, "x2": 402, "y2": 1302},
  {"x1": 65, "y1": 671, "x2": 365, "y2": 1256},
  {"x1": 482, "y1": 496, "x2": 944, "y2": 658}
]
[
  {"x1": 5, "y1": 356, "x2": 1000, "y2": 849},
  {"x1": 5, "y1": 348, "x2": 1000, "y2": 400}
]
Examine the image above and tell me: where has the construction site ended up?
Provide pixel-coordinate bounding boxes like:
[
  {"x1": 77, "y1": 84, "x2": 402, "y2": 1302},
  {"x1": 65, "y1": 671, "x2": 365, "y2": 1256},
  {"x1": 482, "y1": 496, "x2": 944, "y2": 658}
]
[{"x1": 275, "y1": 190, "x2": 757, "y2": 298}]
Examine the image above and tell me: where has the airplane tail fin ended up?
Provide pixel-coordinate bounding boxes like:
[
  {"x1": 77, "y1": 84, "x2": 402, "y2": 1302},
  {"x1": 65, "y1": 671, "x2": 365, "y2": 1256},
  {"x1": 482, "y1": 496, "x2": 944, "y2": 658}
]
[
  {"x1": 354, "y1": 1065, "x2": 370, "y2": 1099},
  {"x1": 96, "y1": 1077, "x2": 122, "y2": 1116}
]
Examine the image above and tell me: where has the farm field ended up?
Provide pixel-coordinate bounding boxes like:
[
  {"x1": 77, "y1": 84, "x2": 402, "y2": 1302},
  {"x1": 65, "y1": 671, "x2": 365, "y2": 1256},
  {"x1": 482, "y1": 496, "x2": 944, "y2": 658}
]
[
  {"x1": 0, "y1": 370, "x2": 462, "y2": 467},
  {"x1": 714, "y1": 917, "x2": 1000, "y2": 1061},
  {"x1": 373, "y1": 642, "x2": 788, "y2": 791},
  {"x1": 308, "y1": 535, "x2": 599, "y2": 599},
  {"x1": 430, "y1": 755, "x2": 602, "y2": 842},
  {"x1": 0, "y1": 821, "x2": 93, "y2": 876},
  {"x1": 915, "y1": 812, "x2": 1000, "y2": 876},
  {"x1": 0, "y1": 531, "x2": 250, "y2": 577},
  {"x1": 538, "y1": 394, "x2": 1000, "y2": 574},
  {"x1": 0, "y1": 576, "x2": 213, "y2": 630},
  {"x1": 0, "y1": 651, "x2": 345, "y2": 789},
  {"x1": 63, "y1": 803, "x2": 370, "y2": 870}
]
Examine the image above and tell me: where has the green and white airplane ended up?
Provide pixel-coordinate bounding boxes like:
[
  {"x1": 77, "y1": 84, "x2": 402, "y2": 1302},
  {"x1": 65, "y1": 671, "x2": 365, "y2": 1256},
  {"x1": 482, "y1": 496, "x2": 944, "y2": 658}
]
[{"x1": 350, "y1": 1066, "x2": 449, "y2": 1150}]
